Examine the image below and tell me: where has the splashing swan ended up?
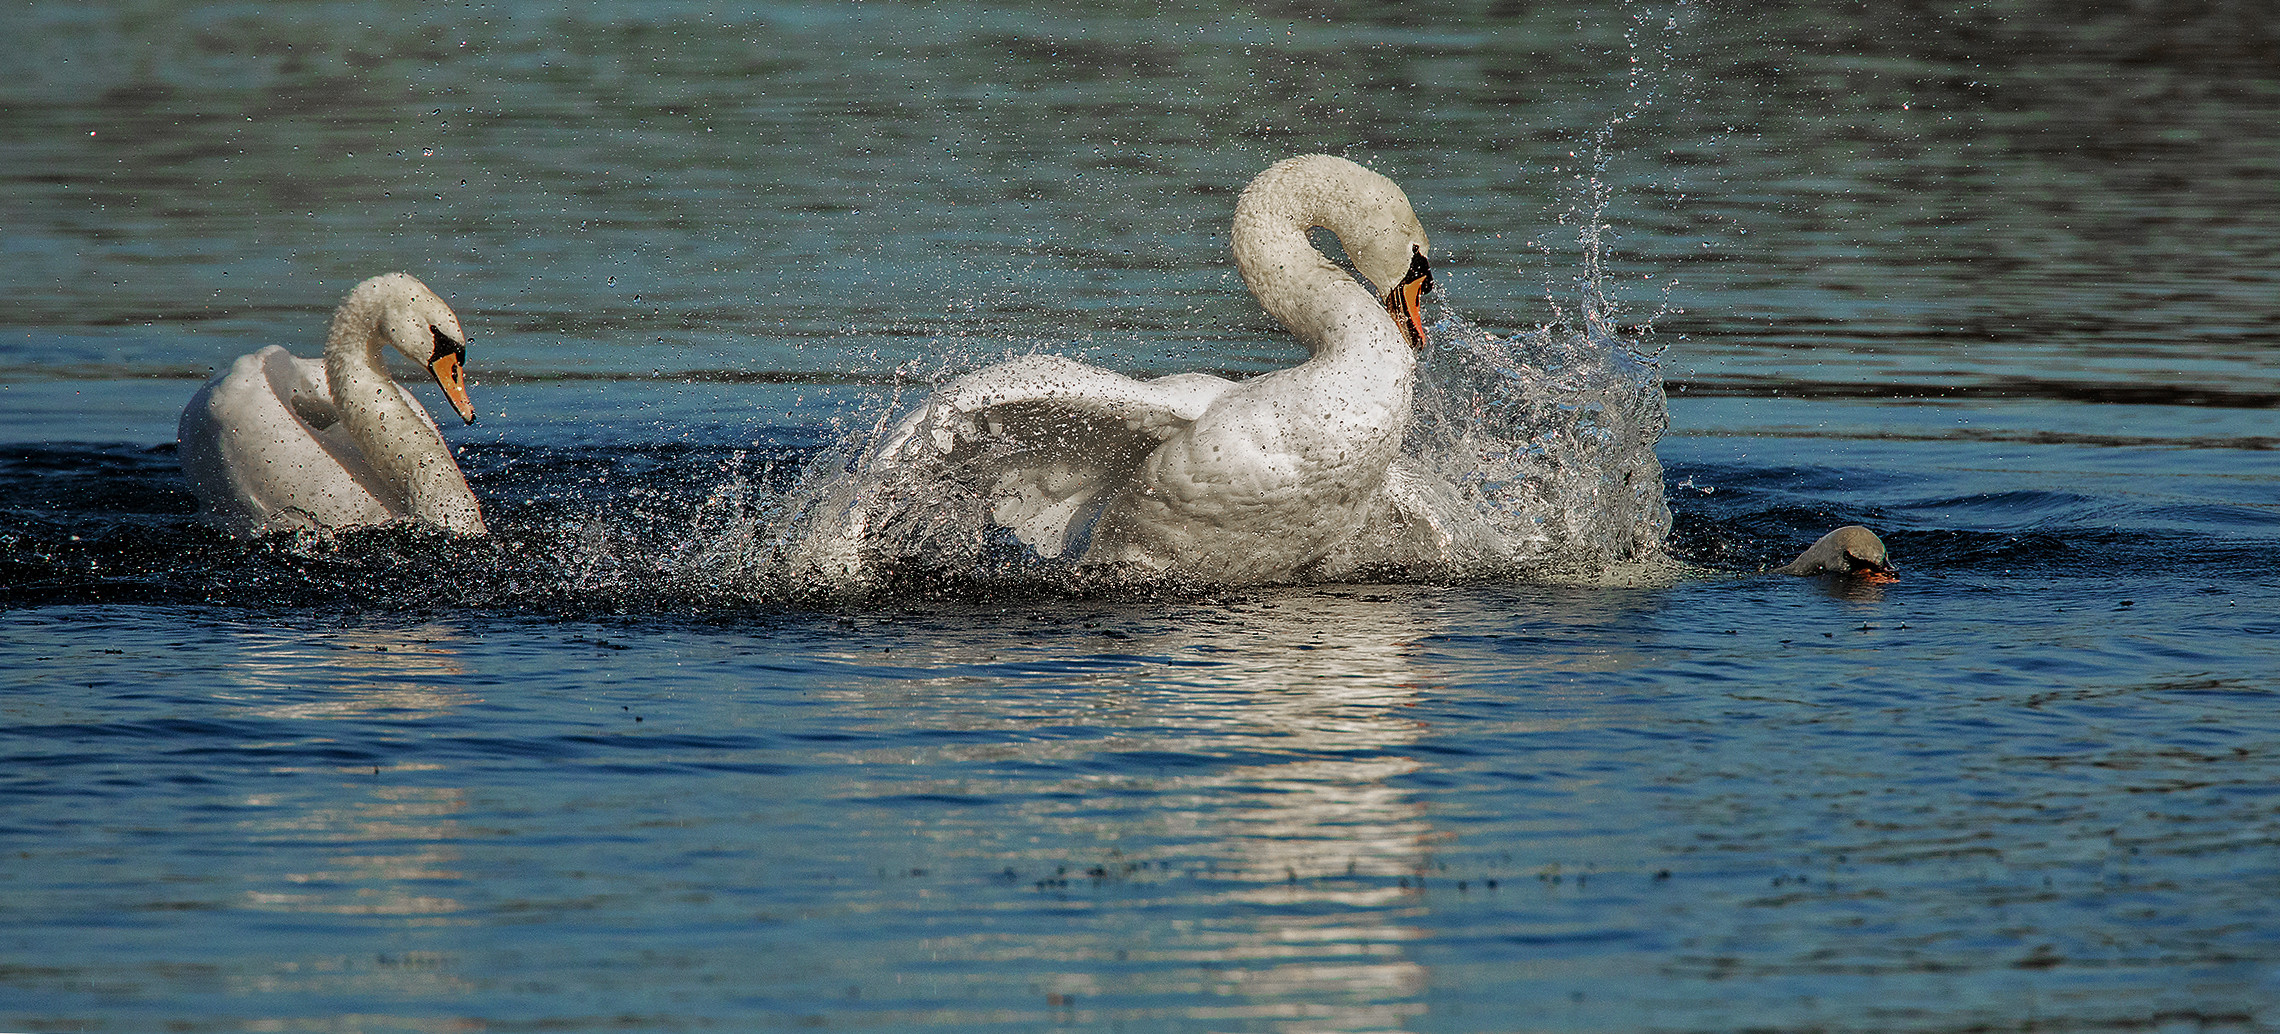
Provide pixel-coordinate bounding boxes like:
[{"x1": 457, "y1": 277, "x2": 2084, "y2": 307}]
[
  {"x1": 822, "y1": 155, "x2": 1466, "y2": 585},
  {"x1": 177, "y1": 273, "x2": 486, "y2": 538}
]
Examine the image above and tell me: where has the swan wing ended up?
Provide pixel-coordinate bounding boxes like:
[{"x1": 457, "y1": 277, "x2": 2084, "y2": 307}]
[
  {"x1": 871, "y1": 355, "x2": 1233, "y2": 557},
  {"x1": 177, "y1": 346, "x2": 403, "y2": 536}
]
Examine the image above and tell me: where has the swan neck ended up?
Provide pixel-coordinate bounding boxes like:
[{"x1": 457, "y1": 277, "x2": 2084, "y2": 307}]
[
  {"x1": 325, "y1": 297, "x2": 416, "y2": 446},
  {"x1": 323, "y1": 292, "x2": 482, "y2": 532},
  {"x1": 322, "y1": 283, "x2": 401, "y2": 396},
  {"x1": 1230, "y1": 175, "x2": 1408, "y2": 363}
]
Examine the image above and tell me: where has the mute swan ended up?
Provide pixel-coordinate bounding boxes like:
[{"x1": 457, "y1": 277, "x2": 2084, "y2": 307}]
[
  {"x1": 846, "y1": 154, "x2": 1447, "y2": 585},
  {"x1": 1777, "y1": 525, "x2": 1895, "y2": 579},
  {"x1": 177, "y1": 273, "x2": 487, "y2": 539}
]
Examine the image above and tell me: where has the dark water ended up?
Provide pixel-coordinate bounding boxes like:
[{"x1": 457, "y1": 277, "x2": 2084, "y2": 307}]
[{"x1": 5, "y1": 2, "x2": 2279, "y2": 1031}]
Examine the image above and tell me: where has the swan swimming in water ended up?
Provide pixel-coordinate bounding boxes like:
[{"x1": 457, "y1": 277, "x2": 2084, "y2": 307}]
[
  {"x1": 820, "y1": 154, "x2": 1471, "y2": 586},
  {"x1": 177, "y1": 273, "x2": 487, "y2": 539}
]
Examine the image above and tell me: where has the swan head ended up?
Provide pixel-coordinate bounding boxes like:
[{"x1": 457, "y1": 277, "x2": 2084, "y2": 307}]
[
  {"x1": 1776, "y1": 525, "x2": 1897, "y2": 581},
  {"x1": 343, "y1": 272, "x2": 477, "y2": 424},
  {"x1": 1237, "y1": 155, "x2": 1434, "y2": 350},
  {"x1": 1382, "y1": 245, "x2": 1434, "y2": 350},
  {"x1": 1328, "y1": 169, "x2": 1433, "y2": 350}
]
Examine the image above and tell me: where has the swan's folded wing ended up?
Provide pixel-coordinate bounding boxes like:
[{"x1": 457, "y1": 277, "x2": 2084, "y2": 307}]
[
  {"x1": 178, "y1": 346, "x2": 401, "y2": 536},
  {"x1": 870, "y1": 355, "x2": 1232, "y2": 557}
]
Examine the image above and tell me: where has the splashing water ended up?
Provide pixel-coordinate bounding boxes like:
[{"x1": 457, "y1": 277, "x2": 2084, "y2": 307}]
[
  {"x1": 1405, "y1": 305, "x2": 1673, "y2": 579},
  {"x1": 687, "y1": 50, "x2": 1698, "y2": 597},
  {"x1": 683, "y1": 293, "x2": 1675, "y2": 599},
  {"x1": 700, "y1": 126, "x2": 1683, "y2": 599}
]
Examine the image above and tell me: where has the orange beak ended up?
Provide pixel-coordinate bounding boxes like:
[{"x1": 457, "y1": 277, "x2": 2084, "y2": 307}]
[
  {"x1": 1384, "y1": 247, "x2": 1433, "y2": 350},
  {"x1": 427, "y1": 351, "x2": 477, "y2": 425}
]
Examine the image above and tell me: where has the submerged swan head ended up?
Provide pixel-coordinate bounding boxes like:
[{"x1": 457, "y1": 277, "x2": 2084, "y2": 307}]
[
  {"x1": 1777, "y1": 525, "x2": 1896, "y2": 580},
  {"x1": 1233, "y1": 154, "x2": 1434, "y2": 350},
  {"x1": 331, "y1": 272, "x2": 476, "y2": 424}
]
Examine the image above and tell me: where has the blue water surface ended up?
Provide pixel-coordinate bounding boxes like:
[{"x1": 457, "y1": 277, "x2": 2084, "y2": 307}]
[{"x1": 5, "y1": 1, "x2": 2279, "y2": 1031}]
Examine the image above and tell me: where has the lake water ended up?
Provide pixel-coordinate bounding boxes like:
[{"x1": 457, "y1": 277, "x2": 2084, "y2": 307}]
[{"x1": 4, "y1": 2, "x2": 2278, "y2": 1031}]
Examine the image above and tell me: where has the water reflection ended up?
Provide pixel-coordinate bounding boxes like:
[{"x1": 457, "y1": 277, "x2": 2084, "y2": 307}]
[
  {"x1": 206, "y1": 623, "x2": 480, "y2": 1003},
  {"x1": 1101, "y1": 594, "x2": 1435, "y2": 1030},
  {"x1": 1814, "y1": 575, "x2": 1892, "y2": 606},
  {"x1": 819, "y1": 589, "x2": 1513, "y2": 1031},
  {"x1": 218, "y1": 623, "x2": 477, "y2": 721}
]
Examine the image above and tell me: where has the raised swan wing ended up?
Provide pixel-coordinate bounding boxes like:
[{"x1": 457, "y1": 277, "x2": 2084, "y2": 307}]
[{"x1": 869, "y1": 354, "x2": 1234, "y2": 557}]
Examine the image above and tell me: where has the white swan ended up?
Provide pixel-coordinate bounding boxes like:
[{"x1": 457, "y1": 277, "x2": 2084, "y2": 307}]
[
  {"x1": 840, "y1": 154, "x2": 1455, "y2": 585},
  {"x1": 177, "y1": 273, "x2": 487, "y2": 539}
]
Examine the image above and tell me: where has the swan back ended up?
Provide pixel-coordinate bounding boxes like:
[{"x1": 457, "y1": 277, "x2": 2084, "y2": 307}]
[{"x1": 178, "y1": 346, "x2": 406, "y2": 537}]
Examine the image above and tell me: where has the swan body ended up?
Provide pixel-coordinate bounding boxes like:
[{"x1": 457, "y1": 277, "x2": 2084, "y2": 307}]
[
  {"x1": 852, "y1": 154, "x2": 1440, "y2": 585},
  {"x1": 178, "y1": 273, "x2": 486, "y2": 538}
]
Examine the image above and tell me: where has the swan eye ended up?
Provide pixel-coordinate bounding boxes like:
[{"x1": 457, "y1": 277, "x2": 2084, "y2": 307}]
[
  {"x1": 429, "y1": 326, "x2": 466, "y2": 365},
  {"x1": 1400, "y1": 246, "x2": 1433, "y2": 296}
]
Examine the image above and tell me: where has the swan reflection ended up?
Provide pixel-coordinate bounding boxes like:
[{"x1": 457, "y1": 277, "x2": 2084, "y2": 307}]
[
  {"x1": 205, "y1": 621, "x2": 479, "y2": 1006},
  {"x1": 844, "y1": 589, "x2": 1461, "y2": 1031}
]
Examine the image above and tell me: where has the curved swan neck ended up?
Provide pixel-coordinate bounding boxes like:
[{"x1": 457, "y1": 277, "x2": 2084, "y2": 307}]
[
  {"x1": 323, "y1": 285, "x2": 392, "y2": 397},
  {"x1": 323, "y1": 283, "x2": 484, "y2": 533},
  {"x1": 1230, "y1": 157, "x2": 1416, "y2": 361}
]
